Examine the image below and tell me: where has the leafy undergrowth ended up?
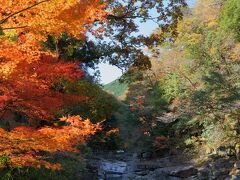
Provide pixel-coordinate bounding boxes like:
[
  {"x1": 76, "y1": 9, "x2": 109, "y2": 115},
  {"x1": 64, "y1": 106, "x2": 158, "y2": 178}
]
[
  {"x1": 0, "y1": 115, "x2": 100, "y2": 178},
  {"x1": 0, "y1": 153, "x2": 87, "y2": 180}
]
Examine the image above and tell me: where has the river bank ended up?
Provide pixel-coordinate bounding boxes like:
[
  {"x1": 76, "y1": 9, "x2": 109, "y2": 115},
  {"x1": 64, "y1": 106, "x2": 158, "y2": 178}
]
[{"x1": 83, "y1": 150, "x2": 240, "y2": 180}]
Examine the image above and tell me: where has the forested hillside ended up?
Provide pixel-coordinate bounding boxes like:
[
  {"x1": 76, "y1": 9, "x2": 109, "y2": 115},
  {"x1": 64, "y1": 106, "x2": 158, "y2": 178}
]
[
  {"x1": 147, "y1": 0, "x2": 240, "y2": 155},
  {"x1": 0, "y1": 0, "x2": 239, "y2": 179},
  {"x1": 104, "y1": 80, "x2": 128, "y2": 99},
  {"x1": 117, "y1": 0, "x2": 240, "y2": 178}
]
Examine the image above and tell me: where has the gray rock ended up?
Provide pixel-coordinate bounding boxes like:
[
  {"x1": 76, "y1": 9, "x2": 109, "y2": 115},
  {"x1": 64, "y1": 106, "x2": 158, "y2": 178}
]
[
  {"x1": 235, "y1": 161, "x2": 240, "y2": 169},
  {"x1": 149, "y1": 173, "x2": 181, "y2": 180},
  {"x1": 100, "y1": 160, "x2": 127, "y2": 174},
  {"x1": 134, "y1": 176, "x2": 149, "y2": 180},
  {"x1": 148, "y1": 165, "x2": 198, "y2": 179},
  {"x1": 186, "y1": 175, "x2": 199, "y2": 180},
  {"x1": 135, "y1": 170, "x2": 149, "y2": 176},
  {"x1": 170, "y1": 166, "x2": 198, "y2": 178},
  {"x1": 142, "y1": 152, "x2": 152, "y2": 159},
  {"x1": 232, "y1": 175, "x2": 240, "y2": 180},
  {"x1": 105, "y1": 173, "x2": 122, "y2": 179},
  {"x1": 136, "y1": 162, "x2": 164, "y2": 171},
  {"x1": 217, "y1": 149, "x2": 228, "y2": 157},
  {"x1": 212, "y1": 168, "x2": 229, "y2": 178}
]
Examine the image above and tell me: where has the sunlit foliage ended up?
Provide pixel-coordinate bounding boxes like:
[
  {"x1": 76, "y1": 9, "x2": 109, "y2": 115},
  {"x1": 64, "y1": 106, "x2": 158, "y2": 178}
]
[
  {"x1": 148, "y1": 0, "x2": 240, "y2": 155},
  {"x1": 0, "y1": 0, "x2": 106, "y2": 171},
  {"x1": 0, "y1": 115, "x2": 100, "y2": 170},
  {"x1": 0, "y1": 0, "x2": 106, "y2": 122}
]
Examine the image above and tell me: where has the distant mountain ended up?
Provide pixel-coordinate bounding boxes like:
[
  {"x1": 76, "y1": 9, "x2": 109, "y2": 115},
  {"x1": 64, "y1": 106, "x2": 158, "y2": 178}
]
[{"x1": 103, "y1": 79, "x2": 128, "y2": 99}]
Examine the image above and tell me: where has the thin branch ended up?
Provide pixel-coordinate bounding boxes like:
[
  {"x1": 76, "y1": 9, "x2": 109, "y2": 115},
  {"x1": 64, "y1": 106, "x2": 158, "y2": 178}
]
[
  {"x1": 1, "y1": 26, "x2": 28, "y2": 30},
  {"x1": 107, "y1": 14, "x2": 159, "y2": 21},
  {"x1": 0, "y1": 0, "x2": 49, "y2": 25}
]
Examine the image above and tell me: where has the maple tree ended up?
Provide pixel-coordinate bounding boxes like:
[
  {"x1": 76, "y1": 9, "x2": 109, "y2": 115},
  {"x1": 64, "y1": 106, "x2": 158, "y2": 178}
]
[
  {"x1": 0, "y1": 0, "x2": 106, "y2": 171},
  {"x1": 0, "y1": 115, "x2": 100, "y2": 170},
  {"x1": 0, "y1": 0, "x2": 107, "y2": 122},
  {"x1": 51, "y1": 1, "x2": 187, "y2": 74}
]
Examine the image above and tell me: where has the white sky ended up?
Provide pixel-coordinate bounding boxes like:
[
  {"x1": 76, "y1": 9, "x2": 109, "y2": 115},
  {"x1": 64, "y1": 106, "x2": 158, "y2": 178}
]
[{"x1": 98, "y1": 63, "x2": 123, "y2": 84}]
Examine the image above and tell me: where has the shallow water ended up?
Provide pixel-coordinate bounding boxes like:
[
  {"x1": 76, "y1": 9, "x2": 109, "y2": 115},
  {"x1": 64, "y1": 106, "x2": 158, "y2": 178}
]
[{"x1": 98, "y1": 160, "x2": 128, "y2": 180}]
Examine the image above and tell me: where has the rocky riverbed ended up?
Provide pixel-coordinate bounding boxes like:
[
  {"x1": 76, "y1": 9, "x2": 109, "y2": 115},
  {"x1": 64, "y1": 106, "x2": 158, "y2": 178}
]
[
  {"x1": 85, "y1": 151, "x2": 240, "y2": 180},
  {"x1": 86, "y1": 151, "x2": 199, "y2": 180}
]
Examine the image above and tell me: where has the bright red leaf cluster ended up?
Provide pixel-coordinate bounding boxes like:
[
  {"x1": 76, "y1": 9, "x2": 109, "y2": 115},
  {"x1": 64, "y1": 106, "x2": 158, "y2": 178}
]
[{"x1": 0, "y1": 0, "x2": 107, "y2": 122}]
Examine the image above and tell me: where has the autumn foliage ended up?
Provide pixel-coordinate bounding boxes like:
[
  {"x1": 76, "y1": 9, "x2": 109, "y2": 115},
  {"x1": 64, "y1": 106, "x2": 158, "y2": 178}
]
[
  {"x1": 0, "y1": 115, "x2": 100, "y2": 170},
  {"x1": 0, "y1": 0, "x2": 107, "y2": 170},
  {"x1": 0, "y1": 0, "x2": 106, "y2": 121}
]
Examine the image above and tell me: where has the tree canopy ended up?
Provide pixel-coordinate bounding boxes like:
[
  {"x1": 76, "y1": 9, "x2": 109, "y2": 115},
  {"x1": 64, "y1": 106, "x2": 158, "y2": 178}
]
[
  {"x1": 2, "y1": 1, "x2": 238, "y2": 179},
  {"x1": 0, "y1": 0, "x2": 106, "y2": 171}
]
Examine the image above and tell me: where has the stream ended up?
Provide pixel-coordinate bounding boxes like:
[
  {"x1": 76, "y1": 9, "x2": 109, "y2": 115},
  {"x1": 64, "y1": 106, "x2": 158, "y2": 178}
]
[
  {"x1": 85, "y1": 151, "x2": 201, "y2": 180},
  {"x1": 98, "y1": 159, "x2": 128, "y2": 179}
]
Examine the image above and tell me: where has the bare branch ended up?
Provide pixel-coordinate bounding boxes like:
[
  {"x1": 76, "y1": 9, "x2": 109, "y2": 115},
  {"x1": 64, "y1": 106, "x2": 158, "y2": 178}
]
[
  {"x1": 1, "y1": 26, "x2": 28, "y2": 30},
  {"x1": 0, "y1": 0, "x2": 49, "y2": 25}
]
